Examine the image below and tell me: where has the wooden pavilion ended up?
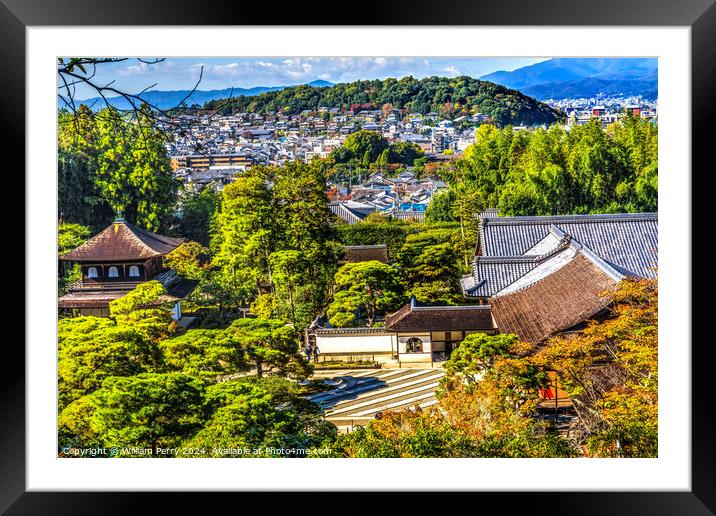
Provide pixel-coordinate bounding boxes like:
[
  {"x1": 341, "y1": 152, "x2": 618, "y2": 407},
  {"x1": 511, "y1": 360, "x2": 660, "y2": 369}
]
[{"x1": 58, "y1": 217, "x2": 196, "y2": 317}]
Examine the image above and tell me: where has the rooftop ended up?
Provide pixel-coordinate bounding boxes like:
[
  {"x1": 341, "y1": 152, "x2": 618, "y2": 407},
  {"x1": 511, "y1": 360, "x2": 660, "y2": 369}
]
[
  {"x1": 478, "y1": 212, "x2": 657, "y2": 278},
  {"x1": 342, "y1": 244, "x2": 389, "y2": 263},
  {"x1": 314, "y1": 327, "x2": 394, "y2": 335},
  {"x1": 58, "y1": 276, "x2": 198, "y2": 309},
  {"x1": 329, "y1": 201, "x2": 377, "y2": 225},
  {"x1": 490, "y1": 251, "x2": 620, "y2": 343},
  {"x1": 385, "y1": 296, "x2": 494, "y2": 333},
  {"x1": 59, "y1": 220, "x2": 184, "y2": 262}
]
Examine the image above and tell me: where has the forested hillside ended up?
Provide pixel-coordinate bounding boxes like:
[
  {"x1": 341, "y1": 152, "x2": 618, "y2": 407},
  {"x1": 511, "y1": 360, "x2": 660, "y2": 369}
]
[{"x1": 203, "y1": 76, "x2": 565, "y2": 127}]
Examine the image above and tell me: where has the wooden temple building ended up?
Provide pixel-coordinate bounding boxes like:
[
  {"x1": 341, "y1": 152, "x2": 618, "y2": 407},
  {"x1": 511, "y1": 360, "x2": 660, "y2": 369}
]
[
  {"x1": 461, "y1": 210, "x2": 658, "y2": 344},
  {"x1": 58, "y1": 218, "x2": 197, "y2": 317},
  {"x1": 314, "y1": 296, "x2": 496, "y2": 366},
  {"x1": 311, "y1": 209, "x2": 658, "y2": 367}
]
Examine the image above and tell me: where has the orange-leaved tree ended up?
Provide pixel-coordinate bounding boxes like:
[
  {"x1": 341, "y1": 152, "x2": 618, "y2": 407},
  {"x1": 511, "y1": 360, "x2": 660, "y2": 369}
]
[{"x1": 533, "y1": 277, "x2": 658, "y2": 457}]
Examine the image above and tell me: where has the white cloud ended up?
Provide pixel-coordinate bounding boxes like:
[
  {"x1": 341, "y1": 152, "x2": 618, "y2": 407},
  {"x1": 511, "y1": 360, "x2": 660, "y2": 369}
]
[
  {"x1": 116, "y1": 62, "x2": 151, "y2": 76},
  {"x1": 85, "y1": 56, "x2": 551, "y2": 95}
]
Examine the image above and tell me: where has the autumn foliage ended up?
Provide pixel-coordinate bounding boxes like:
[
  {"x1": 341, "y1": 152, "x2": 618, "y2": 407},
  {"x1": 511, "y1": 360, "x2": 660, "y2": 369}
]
[
  {"x1": 534, "y1": 277, "x2": 658, "y2": 457},
  {"x1": 334, "y1": 277, "x2": 658, "y2": 458}
]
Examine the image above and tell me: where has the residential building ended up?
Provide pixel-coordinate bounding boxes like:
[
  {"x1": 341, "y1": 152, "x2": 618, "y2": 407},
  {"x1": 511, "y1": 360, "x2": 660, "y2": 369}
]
[{"x1": 171, "y1": 153, "x2": 255, "y2": 171}]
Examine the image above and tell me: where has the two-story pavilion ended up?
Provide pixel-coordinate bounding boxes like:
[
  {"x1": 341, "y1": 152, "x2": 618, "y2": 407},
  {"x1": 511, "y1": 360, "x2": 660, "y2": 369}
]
[{"x1": 58, "y1": 217, "x2": 195, "y2": 317}]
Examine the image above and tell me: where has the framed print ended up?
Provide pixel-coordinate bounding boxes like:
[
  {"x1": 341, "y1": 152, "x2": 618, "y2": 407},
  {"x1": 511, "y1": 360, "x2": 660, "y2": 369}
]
[{"x1": 7, "y1": 0, "x2": 714, "y2": 513}]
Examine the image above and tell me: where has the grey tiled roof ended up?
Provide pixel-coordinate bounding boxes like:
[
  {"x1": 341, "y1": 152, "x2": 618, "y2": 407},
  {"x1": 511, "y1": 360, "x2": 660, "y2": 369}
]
[
  {"x1": 329, "y1": 202, "x2": 377, "y2": 224},
  {"x1": 478, "y1": 212, "x2": 657, "y2": 278},
  {"x1": 463, "y1": 257, "x2": 539, "y2": 297},
  {"x1": 391, "y1": 210, "x2": 425, "y2": 221},
  {"x1": 463, "y1": 231, "x2": 574, "y2": 297}
]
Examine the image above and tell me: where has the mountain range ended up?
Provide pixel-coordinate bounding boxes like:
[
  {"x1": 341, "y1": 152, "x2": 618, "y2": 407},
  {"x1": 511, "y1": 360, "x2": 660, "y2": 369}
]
[
  {"x1": 481, "y1": 58, "x2": 657, "y2": 100},
  {"x1": 70, "y1": 80, "x2": 335, "y2": 111}
]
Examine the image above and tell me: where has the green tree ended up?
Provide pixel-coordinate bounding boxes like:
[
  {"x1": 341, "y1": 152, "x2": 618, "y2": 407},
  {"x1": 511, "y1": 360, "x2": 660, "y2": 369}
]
[
  {"x1": 425, "y1": 191, "x2": 456, "y2": 223},
  {"x1": 58, "y1": 106, "x2": 179, "y2": 231},
  {"x1": 267, "y1": 160, "x2": 340, "y2": 327},
  {"x1": 58, "y1": 106, "x2": 115, "y2": 229},
  {"x1": 93, "y1": 107, "x2": 179, "y2": 231},
  {"x1": 109, "y1": 280, "x2": 173, "y2": 341},
  {"x1": 269, "y1": 250, "x2": 305, "y2": 328},
  {"x1": 334, "y1": 130, "x2": 389, "y2": 163},
  {"x1": 207, "y1": 161, "x2": 338, "y2": 323},
  {"x1": 203, "y1": 76, "x2": 563, "y2": 127},
  {"x1": 444, "y1": 333, "x2": 520, "y2": 381},
  {"x1": 58, "y1": 395, "x2": 101, "y2": 450},
  {"x1": 389, "y1": 141, "x2": 424, "y2": 165},
  {"x1": 376, "y1": 148, "x2": 390, "y2": 174},
  {"x1": 393, "y1": 224, "x2": 468, "y2": 304},
  {"x1": 225, "y1": 318, "x2": 310, "y2": 379},
  {"x1": 87, "y1": 373, "x2": 206, "y2": 455},
  {"x1": 413, "y1": 156, "x2": 429, "y2": 177},
  {"x1": 335, "y1": 220, "x2": 410, "y2": 260},
  {"x1": 210, "y1": 174, "x2": 274, "y2": 313},
  {"x1": 175, "y1": 187, "x2": 218, "y2": 245},
  {"x1": 58, "y1": 317, "x2": 161, "y2": 410},
  {"x1": 164, "y1": 241, "x2": 210, "y2": 281},
  {"x1": 445, "y1": 119, "x2": 657, "y2": 219},
  {"x1": 401, "y1": 242, "x2": 461, "y2": 304},
  {"x1": 58, "y1": 223, "x2": 91, "y2": 254},
  {"x1": 58, "y1": 223, "x2": 91, "y2": 293},
  {"x1": 327, "y1": 261, "x2": 404, "y2": 327},
  {"x1": 180, "y1": 378, "x2": 336, "y2": 456},
  {"x1": 159, "y1": 329, "x2": 246, "y2": 379}
]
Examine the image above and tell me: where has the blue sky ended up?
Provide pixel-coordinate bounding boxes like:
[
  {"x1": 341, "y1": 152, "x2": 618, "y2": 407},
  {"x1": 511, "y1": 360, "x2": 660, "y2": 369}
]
[{"x1": 69, "y1": 57, "x2": 548, "y2": 99}]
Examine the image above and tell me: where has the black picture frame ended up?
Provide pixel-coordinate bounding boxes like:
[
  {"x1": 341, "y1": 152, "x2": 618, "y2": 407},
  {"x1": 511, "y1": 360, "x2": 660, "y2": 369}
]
[{"x1": 6, "y1": 1, "x2": 712, "y2": 513}]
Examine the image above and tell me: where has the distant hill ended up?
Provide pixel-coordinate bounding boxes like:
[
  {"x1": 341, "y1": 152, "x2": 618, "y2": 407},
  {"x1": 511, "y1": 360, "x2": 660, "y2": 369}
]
[
  {"x1": 304, "y1": 80, "x2": 334, "y2": 88},
  {"x1": 70, "y1": 80, "x2": 335, "y2": 111},
  {"x1": 523, "y1": 78, "x2": 658, "y2": 101},
  {"x1": 481, "y1": 58, "x2": 657, "y2": 99},
  {"x1": 203, "y1": 76, "x2": 565, "y2": 127}
]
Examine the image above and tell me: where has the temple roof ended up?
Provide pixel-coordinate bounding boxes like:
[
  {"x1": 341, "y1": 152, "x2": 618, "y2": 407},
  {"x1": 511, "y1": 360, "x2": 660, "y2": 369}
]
[
  {"x1": 489, "y1": 251, "x2": 621, "y2": 343},
  {"x1": 385, "y1": 296, "x2": 494, "y2": 333},
  {"x1": 57, "y1": 289, "x2": 128, "y2": 308},
  {"x1": 58, "y1": 277, "x2": 198, "y2": 309},
  {"x1": 59, "y1": 219, "x2": 184, "y2": 262},
  {"x1": 478, "y1": 212, "x2": 657, "y2": 278},
  {"x1": 342, "y1": 244, "x2": 389, "y2": 263},
  {"x1": 462, "y1": 227, "x2": 575, "y2": 297}
]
